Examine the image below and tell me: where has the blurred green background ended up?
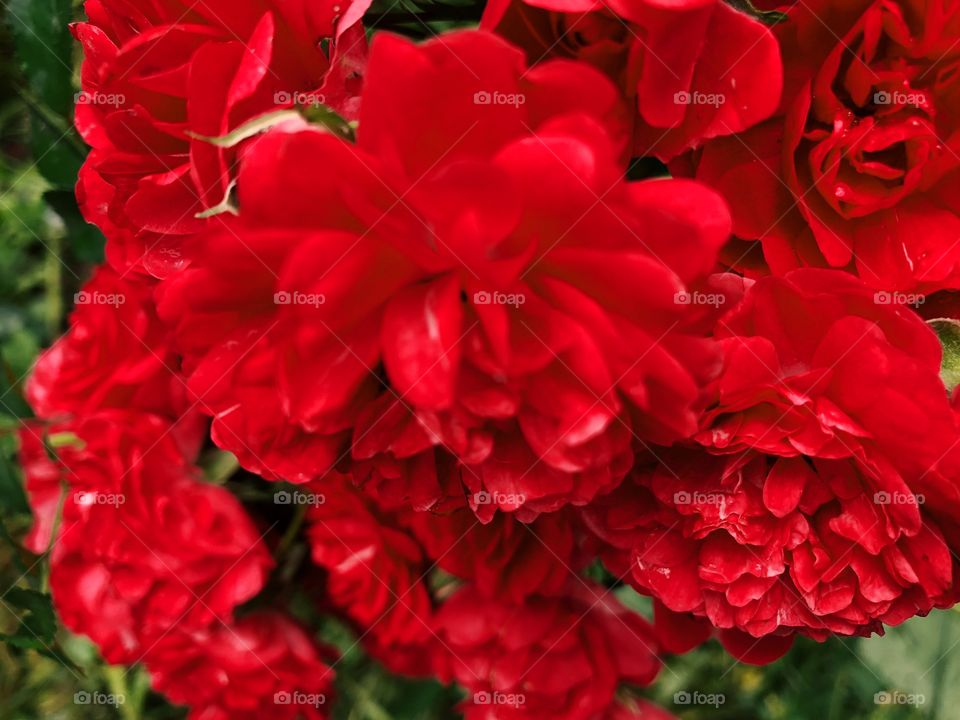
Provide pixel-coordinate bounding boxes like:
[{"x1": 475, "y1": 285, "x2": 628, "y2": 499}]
[{"x1": 0, "y1": 1, "x2": 954, "y2": 718}]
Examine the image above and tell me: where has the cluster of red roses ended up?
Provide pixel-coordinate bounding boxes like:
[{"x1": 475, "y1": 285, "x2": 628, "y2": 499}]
[{"x1": 20, "y1": 0, "x2": 960, "y2": 716}]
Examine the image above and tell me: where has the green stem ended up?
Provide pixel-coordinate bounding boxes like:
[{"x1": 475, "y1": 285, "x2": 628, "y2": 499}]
[
  {"x1": 274, "y1": 503, "x2": 308, "y2": 560},
  {"x1": 103, "y1": 665, "x2": 144, "y2": 720}
]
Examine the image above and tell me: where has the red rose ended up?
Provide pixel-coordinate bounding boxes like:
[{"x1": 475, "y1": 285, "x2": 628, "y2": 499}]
[
  {"x1": 73, "y1": 0, "x2": 369, "y2": 276},
  {"x1": 432, "y1": 582, "x2": 661, "y2": 720},
  {"x1": 702, "y1": 269, "x2": 956, "y2": 481},
  {"x1": 585, "y1": 269, "x2": 960, "y2": 652},
  {"x1": 350, "y1": 395, "x2": 635, "y2": 521},
  {"x1": 407, "y1": 505, "x2": 580, "y2": 602},
  {"x1": 26, "y1": 266, "x2": 189, "y2": 422},
  {"x1": 306, "y1": 474, "x2": 435, "y2": 674},
  {"x1": 24, "y1": 412, "x2": 273, "y2": 664},
  {"x1": 19, "y1": 411, "x2": 200, "y2": 552},
  {"x1": 619, "y1": 450, "x2": 956, "y2": 651},
  {"x1": 482, "y1": 0, "x2": 783, "y2": 159},
  {"x1": 158, "y1": 29, "x2": 731, "y2": 516},
  {"x1": 690, "y1": 0, "x2": 960, "y2": 291},
  {"x1": 145, "y1": 612, "x2": 335, "y2": 720}
]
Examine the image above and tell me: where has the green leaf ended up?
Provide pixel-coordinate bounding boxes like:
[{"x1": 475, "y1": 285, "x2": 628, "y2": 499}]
[
  {"x1": 6, "y1": 0, "x2": 73, "y2": 112},
  {"x1": 2, "y1": 586, "x2": 57, "y2": 644},
  {"x1": 0, "y1": 519, "x2": 27, "y2": 576},
  {"x1": 0, "y1": 446, "x2": 28, "y2": 514},
  {"x1": 6, "y1": 0, "x2": 84, "y2": 188},
  {"x1": 24, "y1": 117, "x2": 82, "y2": 189},
  {"x1": 930, "y1": 318, "x2": 960, "y2": 392},
  {"x1": 859, "y1": 610, "x2": 960, "y2": 719},
  {"x1": 724, "y1": 0, "x2": 787, "y2": 24},
  {"x1": 0, "y1": 350, "x2": 32, "y2": 419}
]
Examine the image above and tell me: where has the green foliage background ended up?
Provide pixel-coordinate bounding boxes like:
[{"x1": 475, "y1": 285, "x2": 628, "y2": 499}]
[{"x1": 0, "y1": 2, "x2": 955, "y2": 718}]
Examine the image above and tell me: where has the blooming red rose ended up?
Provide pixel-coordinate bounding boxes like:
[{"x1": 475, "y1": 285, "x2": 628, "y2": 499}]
[
  {"x1": 19, "y1": 411, "x2": 199, "y2": 552},
  {"x1": 26, "y1": 265, "x2": 189, "y2": 422},
  {"x1": 407, "y1": 505, "x2": 581, "y2": 602},
  {"x1": 349, "y1": 393, "x2": 637, "y2": 522},
  {"x1": 610, "y1": 450, "x2": 957, "y2": 653},
  {"x1": 74, "y1": 0, "x2": 369, "y2": 276},
  {"x1": 20, "y1": 411, "x2": 272, "y2": 664},
  {"x1": 145, "y1": 612, "x2": 335, "y2": 720},
  {"x1": 585, "y1": 269, "x2": 960, "y2": 653},
  {"x1": 482, "y1": 0, "x2": 783, "y2": 159},
  {"x1": 306, "y1": 474, "x2": 435, "y2": 674},
  {"x1": 690, "y1": 0, "x2": 960, "y2": 291},
  {"x1": 700, "y1": 269, "x2": 957, "y2": 482},
  {"x1": 432, "y1": 582, "x2": 661, "y2": 720},
  {"x1": 158, "y1": 29, "x2": 731, "y2": 517}
]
